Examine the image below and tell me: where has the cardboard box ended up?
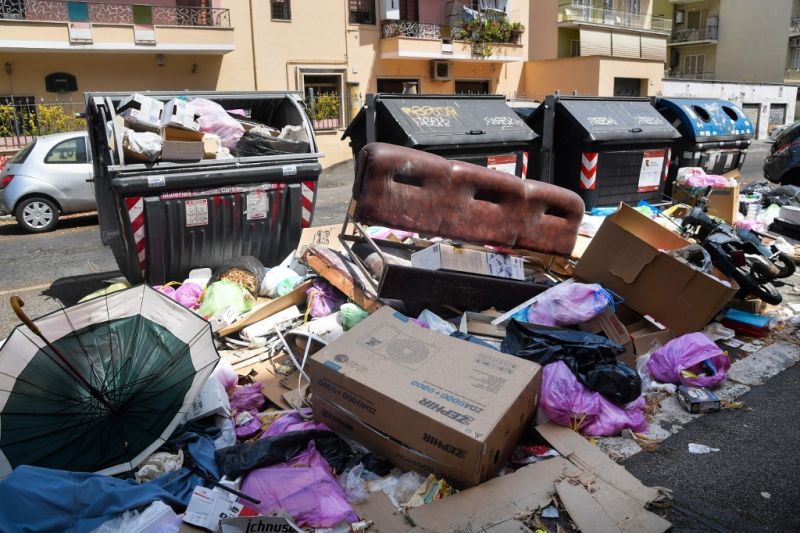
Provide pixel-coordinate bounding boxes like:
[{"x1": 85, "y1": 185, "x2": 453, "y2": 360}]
[
  {"x1": 202, "y1": 135, "x2": 221, "y2": 159},
  {"x1": 309, "y1": 306, "x2": 541, "y2": 487},
  {"x1": 677, "y1": 385, "x2": 721, "y2": 414},
  {"x1": 163, "y1": 126, "x2": 205, "y2": 142},
  {"x1": 163, "y1": 98, "x2": 200, "y2": 131},
  {"x1": 615, "y1": 304, "x2": 675, "y2": 357},
  {"x1": 161, "y1": 140, "x2": 204, "y2": 162},
  {"x1": 578, "y1": 306, "x2": 632, "y2": 347},
  {"x1": 183, "y1": 486, "x2": 243, "y2": 531},
  {"x1": 411, "y1": 243, "x2": 525, "y2": 281},
  {"x1": 574, "y1": 204, "x2": 738, "y2": 335},
  {"x1": 671, "y1": 182, "x2": 740, "y2": 223},
  {"x1": 186, "y1": 376, "x2": 231, "y2": 421},
  {"x1": 117, "y1": 93, "x2": 163, "y2": 132}
]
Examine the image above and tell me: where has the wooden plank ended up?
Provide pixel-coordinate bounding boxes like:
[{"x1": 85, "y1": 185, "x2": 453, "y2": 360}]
[
  {"x1": 217, "y1": 280, "x2": 312, "y2": 337},
  {"x1": 305, "y1": 254, "x2": 380, "y2": 312}
]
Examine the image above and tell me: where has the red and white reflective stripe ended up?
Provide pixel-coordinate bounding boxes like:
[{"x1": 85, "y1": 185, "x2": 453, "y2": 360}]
[
  {"x1": 301, "y1": 181, "x2": 315, "y2": 228},
  {"x1": 663, "y1": 148, "x2": 672, "y2": 181},
  {"x1": 125, "y1": 196, "x2": 146, "y2": 275},
  {"x1": 521, "y1": 151, "x2": 528, "y2": 179},
  {"x1": 579, "y1": 152, "x2": 598, "y2": 190}
]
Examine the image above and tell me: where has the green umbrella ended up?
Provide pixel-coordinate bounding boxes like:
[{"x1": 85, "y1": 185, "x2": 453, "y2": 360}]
[{"x1": 0, "y1": 285, "x2": 219, "y2": 477}]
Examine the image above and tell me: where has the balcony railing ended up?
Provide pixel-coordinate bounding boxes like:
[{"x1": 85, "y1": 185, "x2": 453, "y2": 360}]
[
  {"x1": 558, "y1": 4, "x2": 672, "y2": 34},
  {"x1": 382, "y1": 20, "x2": 452, "y2": 40},
  {"x1": 791, "y1": 17, "x2": 800, "y2": 33},
  {"x1": 381, "y1": 19, "x2": 523, "y2": 45},
  {"x1": 0, "y1": 0, "x2": 231, "y2": 28},
  {"x1": 665, "y1": 70, "x2": 716, "y2": 80},
  {"x1": 670, "y1": 25, "x2": 719, "y2": 43}
]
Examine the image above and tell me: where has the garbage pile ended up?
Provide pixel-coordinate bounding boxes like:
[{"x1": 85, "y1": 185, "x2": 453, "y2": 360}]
[
  {"x1": 116, "y1": 93, "x2": 310, "y2": 164},
  {"x1": 1, "y1": 144, "x2": 798, "y2": 532}
]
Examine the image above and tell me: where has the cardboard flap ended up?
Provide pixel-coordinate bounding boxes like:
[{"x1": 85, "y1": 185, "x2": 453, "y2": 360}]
[
  {"x1": 555, "y1": 480, "x2": 621, "y2": 533},
  {"x1": 609, "y1": 240, "x2": 657, "y2": 284}
]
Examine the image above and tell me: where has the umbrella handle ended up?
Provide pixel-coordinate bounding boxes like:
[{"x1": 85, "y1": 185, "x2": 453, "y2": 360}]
[{"x1": 10, "y1": 296, "x2": 42, "y2": 337}]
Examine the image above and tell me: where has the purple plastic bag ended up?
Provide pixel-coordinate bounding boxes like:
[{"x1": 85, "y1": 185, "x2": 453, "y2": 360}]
[
  {"x1": 526, "y1": 282, "x2": 612, "y2": 327},
  {"x1": 175, "y1": 282, "x2": 203, "y2": 309},
  {"x1": 540, "y1": 361, "x2": 647, "y2": 437},
  {"x1": 646, "y1": 333, "x2": 730, "y2": 387},
  {"x1": 229, "y1": 383, "x2": 266, "y2": 413},
  {"x1": 241, "y1": 441, "x2": 358, "y2": 528},
  {"x1": 234, "y1": 410, "x2": 261, "y2": 440},
  {"x1": 263, "y1": 408, "x2": 328, "y2": 438},
  {"x1": 152, "y1": 285, "x2": 177, "y2": 299},
  {"x1": 306, "y1": 280, "x2": 346, "y2": 319}
]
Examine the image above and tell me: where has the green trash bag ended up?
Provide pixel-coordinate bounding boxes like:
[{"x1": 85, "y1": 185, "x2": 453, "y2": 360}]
[{"x1": 198, "y1": 279, "x2": 255, "y2": 319}]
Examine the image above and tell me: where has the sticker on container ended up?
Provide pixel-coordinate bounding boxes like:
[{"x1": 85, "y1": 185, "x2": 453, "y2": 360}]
[
  {"x1": 637, "y1": 150, "x2": 665, "y2": 192},
  {"x1": 283, "y1": 164, "x2": 298, "y2": 176},
  {"x1": 487, "y1": 154, "x2": 517, "y2": 176},
  {"x1": 246, "y1": 191, "x2": 268, "y2": 220},
  {"x1": 147, "y1": 175, "x2": 166, "y2": 188},
  {"x1": 185, "y1": 198, "x2": 208, "y2": 227}
]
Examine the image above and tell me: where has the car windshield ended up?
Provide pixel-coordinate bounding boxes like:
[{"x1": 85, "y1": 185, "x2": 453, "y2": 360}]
[
  {"x1": 774, "y1": 121, "x2": 800, "y2": 146},
  {"x1": 8, "y1": 140, "x2": 37, "y2": 164}
]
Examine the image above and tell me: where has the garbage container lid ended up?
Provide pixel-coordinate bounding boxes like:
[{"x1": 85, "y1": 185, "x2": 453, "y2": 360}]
[
  {"x1": 654, "y1": 98, "x2": 754, "y2": 142},
  {"x1": 342, "y1": 94, "x2": 537, "y2": 148},
  {"x1": 547, "y1": 98, "x2": 681, "y2": 143}
]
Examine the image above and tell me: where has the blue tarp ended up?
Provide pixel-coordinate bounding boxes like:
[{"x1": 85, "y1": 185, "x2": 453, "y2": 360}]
[
  {"x1": 656, "y1": 98, "x2": 753, "y2": 142},
  {"x1": 0, "y1": 432, "x2": 218, "y2": 532}
]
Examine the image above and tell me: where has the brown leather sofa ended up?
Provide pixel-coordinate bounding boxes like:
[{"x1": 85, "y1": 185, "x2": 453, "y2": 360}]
[{"x1": 351, "y1": 142, "x2": 584, "y2": 256}]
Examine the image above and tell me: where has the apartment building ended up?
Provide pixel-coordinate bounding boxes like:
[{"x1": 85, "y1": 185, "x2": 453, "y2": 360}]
[{"x1": 521, "y1": 0, "x2": 673, "y2": 98}]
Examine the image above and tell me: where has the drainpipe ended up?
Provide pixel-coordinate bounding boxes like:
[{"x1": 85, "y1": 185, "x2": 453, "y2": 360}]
[{"x1": 249, "y1": 0, "x2": 258, "y2": 90}]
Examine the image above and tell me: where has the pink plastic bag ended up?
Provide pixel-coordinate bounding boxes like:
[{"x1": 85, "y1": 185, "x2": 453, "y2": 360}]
[
  {"x1": 646, "y1": 333, "x2": 730, "y2": 387},
  {"x1": 263, "y1": 408, "x2": 327, "y2": 438},
  {"x1": 229, "y1": 383, "x2": 266, "y2": 413},
  {"x1": 175, "y1": 282, "x2": 203, "y2": 309},
  {"x1": 241, "y1": 441, "x2": 358, "y2": 528},
  {"x1": 526, "y1": 282, "x2": 612, "y2": 327},
  {"x1": 540, "y1": 361, "x2": 647, "y2": 437},
  {"x1": 190, "y1": 98, "x2": 244, "y2": 149},
  {"x1": 306, "y1": 280, "x2": 345, "y2": 318}
]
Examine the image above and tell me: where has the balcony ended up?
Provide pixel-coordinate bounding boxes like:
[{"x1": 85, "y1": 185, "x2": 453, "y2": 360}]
[
  {"x1": 665, "y1": 70, "x2": 716, "y2": 80},
  {"x1": 0, "y1": 0, "x2": 233, "y2": 54},
  {"x1": 379, "y1": 18, "x2": 524, "y2": 62},
  {"x1": 558, "y1": 4, "x2": 672, "y2": 35},
  {"x1": 669, "y1": 25, "x2": 719, "y2": 45},
  {"x1": 791, "y1": 17, "x2": 800, "y2": 35}
]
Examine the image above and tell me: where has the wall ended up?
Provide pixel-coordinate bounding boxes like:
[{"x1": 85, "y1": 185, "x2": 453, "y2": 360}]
[
  {"x1": 529, "y1": 0, "x2": 559, "y2": 60},
  {"x1": 715, "y1": 0, "x2": 792, "y2": 83},
  {"x1": 671, "y1": 43, "x2": 717, "y2": 75},
  {"x1": 558, "y1": 28, "x2": 579, "y2": 58},
  {"x1": 662, "y1": 79, "x2": 798, "y2": 138},
  {"x1": 597, "y1": 57, "x2": 664, "y2": 95}
]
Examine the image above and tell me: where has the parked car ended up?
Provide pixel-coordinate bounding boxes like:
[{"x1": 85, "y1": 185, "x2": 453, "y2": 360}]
[
  {"x1": 0, "y1": 132, "x2": 94, "y2": 232},
  {"x1": 764, "y1": 121, "x2": 800, "y2": 185}
]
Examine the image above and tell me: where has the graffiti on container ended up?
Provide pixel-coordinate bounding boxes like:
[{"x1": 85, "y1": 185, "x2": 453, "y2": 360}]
[
  {"x1": 586, "y1": 116, "x2": 619, "y2": 126},
  {"x1": 401, "y1": 105, "x2": 459, "y2": 128},
  {"x1": 634, "y1": 115, "x2": 663, "y2": 126},
  {"x1": 484, "y1": 115, "x2": 522, "y2": 127}
]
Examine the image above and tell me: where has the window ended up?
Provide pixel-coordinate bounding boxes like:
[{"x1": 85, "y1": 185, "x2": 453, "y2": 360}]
[
  {"x1": 377, "y1": 78, "x2": 419, "y2": 94},
  {"x1": 349, "y1": 0, "x2": 375, "y2": 25},
  {"x1": 303, "y1": 73, "x2": 343, "y2": 130},
  {"x1": 271, "y1": 0, "x2": 291, "y2": 21},
  {"x1": 684, "y1": 54, "x2": 705, "y2": 76},
  {"x1": 45, "y1": 137, "x2": 87, "y2": 164},
  {"x1": 570, "y1": 39, "x2": 580, "y2": 57},
  {"x1": 455, "y1": 80, "x2": 491, "y2": 94},
  {"x1": 132, "y1": 4, "x2": 153, "y2": 25},
  {"x1": 67, "y1": 1, "x2": 89, "y2": 22},
  {"x1": 45, "y1": 72, "x2": 78, "y2": 93},
  {"x1": 792, "y1": 47, "x2": 800, "y2": 70}
]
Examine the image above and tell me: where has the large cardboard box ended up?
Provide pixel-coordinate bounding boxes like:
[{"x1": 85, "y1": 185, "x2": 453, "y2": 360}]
[
  {"x1": 309, "y1": 307, "x2": 541, "y2": 487},
  {"x1": 117, "y1": 93, "x2": 163, "y2": 132},
  {"x1": 671, "y1": 182, "x2": 740, "y2": 223},
  {"x1": 411, "y1": 242, "x2": 525, "y2": 280},
  {"x1": 574, "y1": 204, "x2": 738, "y2": 335}
]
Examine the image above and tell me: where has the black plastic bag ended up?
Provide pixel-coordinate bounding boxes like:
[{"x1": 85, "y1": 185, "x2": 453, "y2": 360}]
[
  {"x1": 208, "y1": 256, "x2": 266, "y2": 297},
  {"x1": 215, "y1": 429, "x2": 353, "y2": 478},
  {"x1": 235, "y1": 130, "x2": 310, "y2": 157},
  {"x1": 501, "y1": 320, "x2": 641, "y2": 405}
]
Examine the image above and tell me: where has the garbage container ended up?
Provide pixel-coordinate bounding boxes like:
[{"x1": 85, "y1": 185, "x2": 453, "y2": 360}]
[
  {"x1": 85, "y1": 91, "x2": 322, "y2": 285},
  {"x1": 652, "y1": 97, "x2": 753, "y2": 183},
  {"x1": 341, "y1": 94, "x2": 537, "y2": 178},
  {"x1": 528, "y1": 95, "x2": 681, "y2": 209}
]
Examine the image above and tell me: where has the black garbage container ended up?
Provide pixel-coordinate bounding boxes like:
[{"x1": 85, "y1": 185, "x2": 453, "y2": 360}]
[
  {"x1": 652, "y1": 97, "x2": 753, "y2": 183},
  {"x1": 85, "y1": 91, "x2": 322, "y2": 285},
  {"x1": 342, "y1": 94, "x2": 537, "y2": 178},
  {"x1": 528, "y1": 95, "x2": 681, "y2": 209}
]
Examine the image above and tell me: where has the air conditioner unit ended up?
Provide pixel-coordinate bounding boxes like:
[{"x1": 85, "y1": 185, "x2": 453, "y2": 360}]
[{"x1": 431, "y1": 60, "x2": 452, "y2": 81}]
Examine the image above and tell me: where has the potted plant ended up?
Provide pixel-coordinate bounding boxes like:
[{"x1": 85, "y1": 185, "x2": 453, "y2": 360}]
[{"x1": 509, "y1": 21, "x2": 525, "y2": 43}]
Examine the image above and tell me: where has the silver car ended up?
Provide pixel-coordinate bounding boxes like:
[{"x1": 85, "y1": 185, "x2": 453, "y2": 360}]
[{"x1": 0, "y1": 132, "x2": 94, "y2": 232}]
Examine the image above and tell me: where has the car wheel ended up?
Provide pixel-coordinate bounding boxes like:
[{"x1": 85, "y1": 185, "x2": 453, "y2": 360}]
[{"x1": 16, "y1": 197, "x2": 60, "y2": 233}]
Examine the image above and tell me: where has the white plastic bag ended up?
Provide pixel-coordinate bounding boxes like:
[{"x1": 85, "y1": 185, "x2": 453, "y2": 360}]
[
  {"x1": 91, "y1": 500, "x2": 180, "y2": 533},
  {"x1": 123, "y1": 128, "x2": 162, "y2": 162}
]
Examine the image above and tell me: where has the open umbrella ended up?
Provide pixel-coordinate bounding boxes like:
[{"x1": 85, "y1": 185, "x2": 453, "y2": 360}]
[{"x1": 0, "y1": 285, "x2": 219, "y2": 478}]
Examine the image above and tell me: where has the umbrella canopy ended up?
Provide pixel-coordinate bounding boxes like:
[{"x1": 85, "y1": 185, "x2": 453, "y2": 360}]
[{"x1": 0, "y1": 285, "x2": 219, "y2": 478}]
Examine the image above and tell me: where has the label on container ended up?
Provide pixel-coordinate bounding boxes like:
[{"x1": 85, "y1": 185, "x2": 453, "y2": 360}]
[
  {"x1": 246, "y1": 191, "x2": 268, "y2": 220},
  {"x1": 638, "y1": 150, "x2": 665, "y2": 192},
  {"x1": 147, "y1": 175, "x2": 166, "y2": 188},
  {"x1": 487, "y1": 154, "x2": 517, "y2": 176},
  {"x1": 283, "y1": 164, "x2": 298, "y2": 176},
  {"x1": 185, "y1": 198, "x2": 208, "y2": 227}
]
